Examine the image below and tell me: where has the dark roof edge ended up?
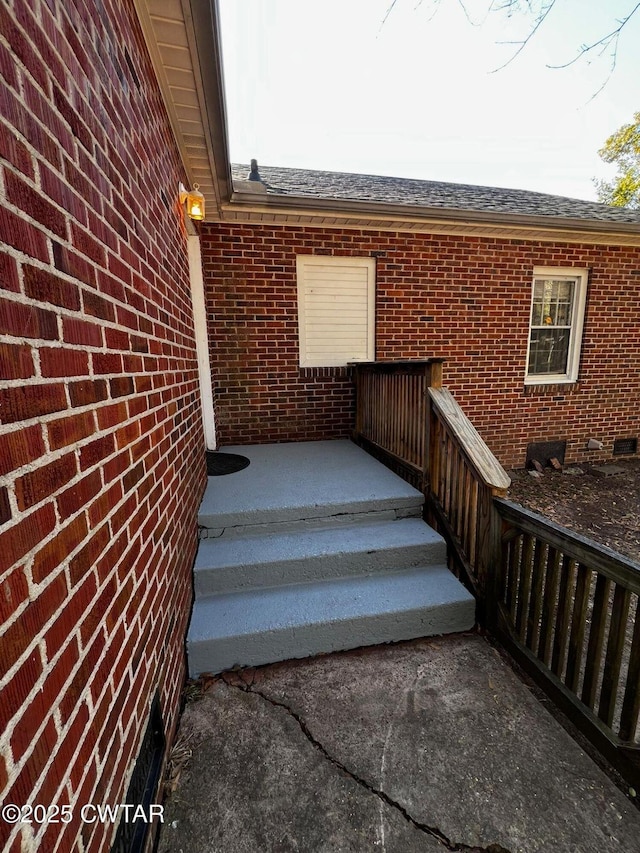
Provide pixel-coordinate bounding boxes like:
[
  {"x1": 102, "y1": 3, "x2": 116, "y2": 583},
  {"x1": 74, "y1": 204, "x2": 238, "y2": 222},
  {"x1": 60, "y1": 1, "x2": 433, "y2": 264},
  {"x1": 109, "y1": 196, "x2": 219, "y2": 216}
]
[{"x1": 227, "y1": 189, "x2": 640, "y2": 238}]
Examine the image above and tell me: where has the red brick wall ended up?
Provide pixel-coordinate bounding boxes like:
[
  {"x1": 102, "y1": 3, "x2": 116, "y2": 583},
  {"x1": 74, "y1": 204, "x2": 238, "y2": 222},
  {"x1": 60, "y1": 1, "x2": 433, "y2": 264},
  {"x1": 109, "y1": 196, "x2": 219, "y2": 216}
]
[
  {"x1": 1, "y1": 2, "x2": 205, "y2": 851},
  {"x1": 202, "y1": 223, "x2": 640, "y2": 469}
]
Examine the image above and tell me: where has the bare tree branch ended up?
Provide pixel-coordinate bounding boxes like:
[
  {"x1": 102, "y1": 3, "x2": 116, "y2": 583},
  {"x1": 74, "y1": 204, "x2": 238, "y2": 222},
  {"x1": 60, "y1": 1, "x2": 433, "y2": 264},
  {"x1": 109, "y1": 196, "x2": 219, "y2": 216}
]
[
  {"x1": 379, "y1": 0, "x2": 640, "y2": 92},
  {"x1": 379, "y1": 0, "x2": 443, "y2": 34},
  {"x1": 380, "y1": 0, "x2": 400, "y2": 30},
  {"x1": 455, "y1": 0, "x2": 493, "y2": 27},
  {"x1": 489, "y1": 0, "x2": 557, "y2": 73},
  {"x1": 547, "y1": 1, "x2": 640, "y2": 70}
]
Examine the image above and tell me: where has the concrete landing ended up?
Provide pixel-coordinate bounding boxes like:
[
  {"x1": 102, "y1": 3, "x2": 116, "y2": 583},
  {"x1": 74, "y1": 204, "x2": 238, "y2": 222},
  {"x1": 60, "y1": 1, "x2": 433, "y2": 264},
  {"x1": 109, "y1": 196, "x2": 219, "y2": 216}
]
[
  {"x1": 189, "y1": 440, "x2": 475, "y2": 678},
  {"x1": 160, "y1": 634, "x2": 640, "y2": 853},
  {"x1": 198, "y1": 440, "x2": 424, "y2": 532}
]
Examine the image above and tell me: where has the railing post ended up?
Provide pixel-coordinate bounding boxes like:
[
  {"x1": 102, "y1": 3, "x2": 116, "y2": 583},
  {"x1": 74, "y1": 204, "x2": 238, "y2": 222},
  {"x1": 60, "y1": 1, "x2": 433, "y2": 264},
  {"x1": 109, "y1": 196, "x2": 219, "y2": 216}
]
[
  {"x1": 429, "y1": 359, "x2": 443, "y2": 389},
  {"x1": 423, "y1": 360, "x2": 443, "y2": 499}
]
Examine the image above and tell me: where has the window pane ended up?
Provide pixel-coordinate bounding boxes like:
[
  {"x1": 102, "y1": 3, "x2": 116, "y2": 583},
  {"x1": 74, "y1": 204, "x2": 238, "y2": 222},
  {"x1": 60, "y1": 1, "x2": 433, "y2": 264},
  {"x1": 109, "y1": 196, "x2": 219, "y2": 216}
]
[
  {"x1": 533, "y1": 281, "x2": 545, "y2": 301},
  {"x1": 530, "y1": 278, "x2": 575, "y2": 328},
  {"x1": 528, "y1": 328, "x2": 570, "y2": 375},
  {"x1": 557, "y1": 281, "x2": 573, "y2": 301}
]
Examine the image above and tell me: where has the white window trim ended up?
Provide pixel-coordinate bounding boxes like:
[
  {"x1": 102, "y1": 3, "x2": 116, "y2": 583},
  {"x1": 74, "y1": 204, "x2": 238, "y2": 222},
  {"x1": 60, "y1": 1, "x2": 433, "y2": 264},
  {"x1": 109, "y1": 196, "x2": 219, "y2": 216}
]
[
  {"x1": 296, "y1": 255, "x2": 376, "y2": 368},
  {"x1": 524, "y1": 266, "x2": 588, "y2": 386}
]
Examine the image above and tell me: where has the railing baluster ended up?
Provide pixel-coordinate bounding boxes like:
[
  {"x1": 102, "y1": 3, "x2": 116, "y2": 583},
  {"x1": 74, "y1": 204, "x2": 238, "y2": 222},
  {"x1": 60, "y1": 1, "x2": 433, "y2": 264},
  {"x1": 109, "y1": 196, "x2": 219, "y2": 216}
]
[
  {"x1": 506, "y1": 533, "x2": 521, "y2": 618},
  {"x1": 468, "y1": 478, "x2": 479, "y2": 566},
  {"x1": 516, "y1": 535, "x2": 534, "y2": 640},
  {"x1": 598, "y1": 584, "x2": 631, "y2": 729},
  {"x1": 450, "y1": 446, "x2": 460, "y2": 532},
  {"x1": 461, "y1": 465, "x2": 471, "y2": 555},
  {"x1": 438, "y1": 426, "x2": 447, "y2": 508},
  {"x1": 444, "y1": 434, "x2": 454, "y2": 516},
  {"x1": 408, "y1": 374, "x2": 413, "y2": 462},
  {"x1": 581, "y1": 574, "x2": 611, "y2": 711},
  {"x1": 619, "y1": 596, "x2": 640, "y2": 742},
  {"x1": 566, "y1": 563, "x2": 592, "y2": 693},
  {"x1": 538, "y1": 546, "x2": 560, "y2": 667},
  {"x1": 394, "y1": 374, "x2": 402, "y2": 458},
  {"x1": 456, "y1": 448, "x2": 466, "y2": 540},
  {"x1": 552, "y1": 556, "x2": 576, "y2": 679},
  {"x1": 526, "y1": 540, "x2": 547, "y2": 654}
]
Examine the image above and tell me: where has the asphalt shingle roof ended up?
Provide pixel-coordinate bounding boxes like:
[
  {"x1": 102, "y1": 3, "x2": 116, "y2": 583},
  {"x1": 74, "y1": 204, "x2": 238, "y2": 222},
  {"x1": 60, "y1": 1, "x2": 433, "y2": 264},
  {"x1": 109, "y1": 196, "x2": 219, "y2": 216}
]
[{"x1": 231, "y1": 163, "x2": 640, "y2": 226}]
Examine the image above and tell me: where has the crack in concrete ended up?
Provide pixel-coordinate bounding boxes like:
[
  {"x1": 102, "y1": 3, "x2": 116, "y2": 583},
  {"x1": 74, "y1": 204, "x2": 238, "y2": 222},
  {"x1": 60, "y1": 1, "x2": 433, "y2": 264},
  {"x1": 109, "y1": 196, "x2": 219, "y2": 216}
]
[{"x1": 220, "y1": 672, "x2": 511, "y2": 853}]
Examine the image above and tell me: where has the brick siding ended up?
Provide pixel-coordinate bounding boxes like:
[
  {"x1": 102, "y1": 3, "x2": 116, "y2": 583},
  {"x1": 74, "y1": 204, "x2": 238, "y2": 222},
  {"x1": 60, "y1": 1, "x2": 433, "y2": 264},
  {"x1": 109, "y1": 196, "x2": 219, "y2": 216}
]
[
  {"x1": 1, "y1": 2, "x2": 205, "y2": 851},
  {"x1": 202, "y1": 223, "x2": 640, "y2": 469}
]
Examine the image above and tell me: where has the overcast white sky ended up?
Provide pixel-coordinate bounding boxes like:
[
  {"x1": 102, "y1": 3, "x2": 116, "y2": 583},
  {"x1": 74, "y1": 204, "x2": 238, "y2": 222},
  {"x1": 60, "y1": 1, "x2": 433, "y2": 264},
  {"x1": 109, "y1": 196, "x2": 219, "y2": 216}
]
[{"x1": 218, "y1": 0, "x2": 640, "y2": 201}]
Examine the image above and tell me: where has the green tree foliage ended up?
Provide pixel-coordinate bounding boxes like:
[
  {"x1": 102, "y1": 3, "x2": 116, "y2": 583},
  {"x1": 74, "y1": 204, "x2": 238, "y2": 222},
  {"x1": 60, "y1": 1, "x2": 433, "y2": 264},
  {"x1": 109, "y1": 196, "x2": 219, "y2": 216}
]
[{"x1": 596, "y1": 113, "x2": 640, "y2": 209}]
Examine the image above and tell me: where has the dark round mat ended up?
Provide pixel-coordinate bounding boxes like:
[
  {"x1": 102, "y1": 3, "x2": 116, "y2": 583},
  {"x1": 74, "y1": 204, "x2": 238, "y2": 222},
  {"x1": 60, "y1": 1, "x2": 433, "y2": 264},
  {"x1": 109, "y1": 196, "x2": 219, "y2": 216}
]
[{"x1": 206, "y1": 451, "x2": 251, "y2": 476}]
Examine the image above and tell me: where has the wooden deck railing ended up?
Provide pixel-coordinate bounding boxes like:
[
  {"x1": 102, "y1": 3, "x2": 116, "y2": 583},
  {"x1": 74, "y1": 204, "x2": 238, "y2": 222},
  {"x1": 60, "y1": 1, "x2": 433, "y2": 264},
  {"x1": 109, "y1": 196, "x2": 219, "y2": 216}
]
[
  {"x1": 494, "y1": 499, "x2": 640, "y2": 786},
  {"x1": 352, "y1": 359, "x2": 510, "y2": 602},
  {"x1": 352, "y1": 358, "x2": 640, "y2": 789},
  {"x1": 352, "y1": 359, "x2": 443, "y2": 491}
]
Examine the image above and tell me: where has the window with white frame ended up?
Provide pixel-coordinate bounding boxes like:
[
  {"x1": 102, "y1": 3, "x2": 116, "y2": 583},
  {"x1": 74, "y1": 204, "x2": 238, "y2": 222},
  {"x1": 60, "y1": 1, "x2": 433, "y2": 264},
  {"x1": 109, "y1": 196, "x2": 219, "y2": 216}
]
[
  {"x1": 525, "y1": 267, "x2": 588, "y2": 384},
  {"x1": 296, "y1": 255, "x2": 375, "y2": 367}
]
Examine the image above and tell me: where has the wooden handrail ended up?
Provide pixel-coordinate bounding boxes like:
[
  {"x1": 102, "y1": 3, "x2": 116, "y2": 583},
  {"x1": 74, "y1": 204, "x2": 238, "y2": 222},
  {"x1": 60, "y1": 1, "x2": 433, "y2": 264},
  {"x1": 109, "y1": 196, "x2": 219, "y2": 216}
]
[{"x1": 429, "y1": 387, "x2": 510, "y2": 495}]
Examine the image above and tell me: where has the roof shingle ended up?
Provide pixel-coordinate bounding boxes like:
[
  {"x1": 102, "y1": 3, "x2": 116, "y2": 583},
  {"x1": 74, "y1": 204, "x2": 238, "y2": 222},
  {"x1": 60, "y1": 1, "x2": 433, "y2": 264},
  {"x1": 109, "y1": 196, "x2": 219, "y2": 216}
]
[{"x1": 231, "y1": 163, "x2": 640, "y2": 225}]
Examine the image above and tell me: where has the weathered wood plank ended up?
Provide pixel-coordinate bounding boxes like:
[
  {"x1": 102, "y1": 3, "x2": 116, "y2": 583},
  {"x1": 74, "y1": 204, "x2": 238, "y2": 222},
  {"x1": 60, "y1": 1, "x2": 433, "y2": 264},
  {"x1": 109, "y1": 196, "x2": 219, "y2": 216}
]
[
  {"x1": 506, "y1": 533, "x2": 521, "y2": 618},
  {"x1": 352, "y1": 359, "x2": 445, "y2": 375},
  {"x1": 566, "y1": 563, "x2": 592, "y2": 693},
  {"x1": 599, "y1": 585, "x2": 631, "y2": 729},
  {"x1": 581, "y1": 575, "x2": 612, "y2": 711},
  {"x1": 516, "y1": 534, "x2": 534, "y2": 640},
  {"x1": 461, "y1": 465, "x2": 472, "y2": 555},
  {"x1": 539, "y1": 546, "x2": 561, "y2": 667},
  {"x1": 428, "y1": 387, "x2": 510, "y2": 493},
  {"x1": 619, "y1": 596, "x2": 640, "y2": 742},
  {"x1": 468, "y1": 477, "x2": 479, "y2": 566},
  {"x1": 552, "y1": 556, "x2": 575, "y2": 679},
  {"x1": 526, "y1": 540, "x2": 547, "y2": 653}
]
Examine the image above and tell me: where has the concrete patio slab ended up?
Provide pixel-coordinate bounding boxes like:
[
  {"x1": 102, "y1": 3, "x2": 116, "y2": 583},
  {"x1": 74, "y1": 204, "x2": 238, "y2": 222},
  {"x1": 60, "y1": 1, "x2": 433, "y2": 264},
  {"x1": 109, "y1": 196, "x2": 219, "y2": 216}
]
[
  {"x1": 159, "y1": 633, "x2": 640, "y2": 853},
  {"x1": 198, "y1": 440, "x2": 424, "y2": 530}
]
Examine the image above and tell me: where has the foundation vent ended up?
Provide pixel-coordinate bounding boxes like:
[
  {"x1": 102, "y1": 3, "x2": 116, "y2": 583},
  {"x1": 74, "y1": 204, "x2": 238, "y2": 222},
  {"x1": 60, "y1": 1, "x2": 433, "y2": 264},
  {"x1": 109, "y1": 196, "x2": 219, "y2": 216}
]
[
  {"x1": 111, "y1": 694, "x2": 165, "y2": 853},
  {"x1": 613, "y1": 437, "x2": 638, "y2": 456}
]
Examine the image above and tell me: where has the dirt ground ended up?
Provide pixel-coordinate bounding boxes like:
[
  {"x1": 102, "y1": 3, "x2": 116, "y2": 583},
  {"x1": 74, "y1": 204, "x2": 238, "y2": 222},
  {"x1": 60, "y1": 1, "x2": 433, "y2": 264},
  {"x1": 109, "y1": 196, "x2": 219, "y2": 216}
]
[{"x1": 506, "y1": 458, "x2": 640, "y2": 564}]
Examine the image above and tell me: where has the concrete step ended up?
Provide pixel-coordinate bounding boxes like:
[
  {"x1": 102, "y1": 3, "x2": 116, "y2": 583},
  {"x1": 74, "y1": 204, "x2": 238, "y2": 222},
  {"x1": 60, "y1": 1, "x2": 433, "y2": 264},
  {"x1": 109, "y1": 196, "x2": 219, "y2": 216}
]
[
  {"x1": 194, "y1": 518, "x2": 447, "y2": 597},
  {"x1": 187, "y1": 566, "x2": 476, "y2": 677},
  {"x1": 198, "y1": 440, "x2": 424, "y2": 535}
]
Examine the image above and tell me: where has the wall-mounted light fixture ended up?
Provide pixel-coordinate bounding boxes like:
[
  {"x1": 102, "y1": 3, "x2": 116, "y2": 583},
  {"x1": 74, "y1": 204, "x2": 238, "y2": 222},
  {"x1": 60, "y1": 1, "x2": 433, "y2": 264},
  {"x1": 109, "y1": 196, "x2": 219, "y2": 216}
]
[{"x1": 178, "y1": 182, "x2": 205, "y2": 221}]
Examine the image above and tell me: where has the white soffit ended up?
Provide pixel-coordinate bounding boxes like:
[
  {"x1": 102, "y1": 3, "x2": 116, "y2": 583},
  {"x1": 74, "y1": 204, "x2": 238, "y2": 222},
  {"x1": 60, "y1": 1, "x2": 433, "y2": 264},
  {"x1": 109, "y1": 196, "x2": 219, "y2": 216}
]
[{"x1": 133, "y1": 0, "x2": 224, "y2": 218}]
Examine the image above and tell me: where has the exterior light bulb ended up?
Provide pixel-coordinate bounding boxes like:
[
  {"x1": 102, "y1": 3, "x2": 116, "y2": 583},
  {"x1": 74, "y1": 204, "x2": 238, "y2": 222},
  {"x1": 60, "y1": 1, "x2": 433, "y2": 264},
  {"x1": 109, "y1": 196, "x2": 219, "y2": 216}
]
[
  {"x1": 178, "y1": 182, "x2": 205, "y2": 222},
  {"x1": 186, "y1": 184, "x2": 205, "y2": 221}
]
